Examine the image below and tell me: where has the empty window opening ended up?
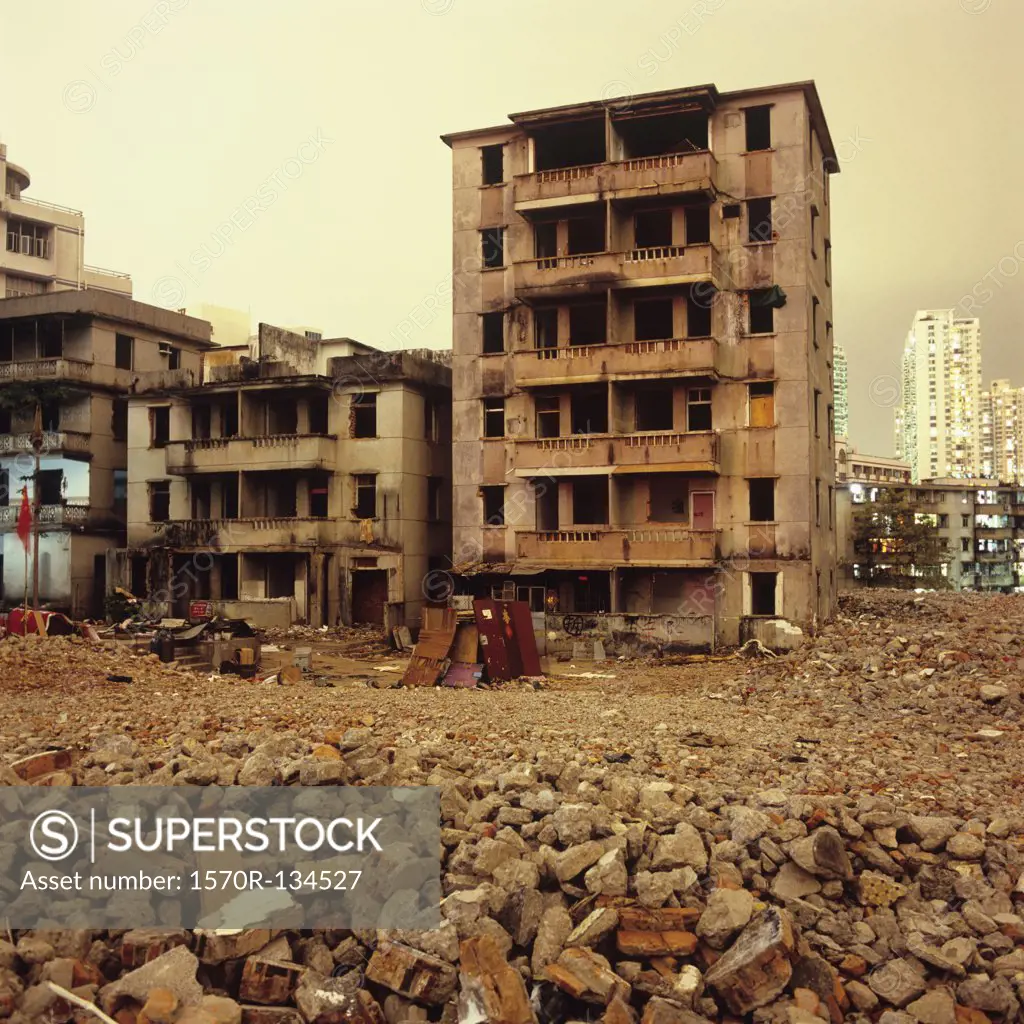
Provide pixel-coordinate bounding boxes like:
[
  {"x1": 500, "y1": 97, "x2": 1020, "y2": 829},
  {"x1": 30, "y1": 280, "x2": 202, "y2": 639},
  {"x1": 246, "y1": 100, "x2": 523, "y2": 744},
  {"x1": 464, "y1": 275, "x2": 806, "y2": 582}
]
[
  {"x1": 810, "y1": 206, "x2": 819, "y2": 258},
  {"x1": 649, "y1": 474, "x2": 689, "y2": 522},
  {"x1": 352, "y1": 393, "x2": 377, "y2": 438},
  {"x1": 827, "y1": 404, "x2": 833, "y2": 447},
  {"x1": 568, "y1": 303, "x2": 606, "y2": 346},
  {"x1": 427, "y1": 476, "x2": 443, "y2": 522},
  {"x1": 567, "y1": 211, "x2": 605, "y2": 255},
  {"x1": 483, "y1": 398, "x2": 505, "y2": 438},
  {"x1": 686, "y1": 286, "x2": 712, "y2": 337},
  {"x1": 750, "y1": 571, "x2": 777, "y2": 615},
  {"x1": 532, "y1": 119, "x2": 605, "y2": 171},
  {"x1": 115, "y1": 333, "x2": 134, "y2": 370},
  {"x1": 220, "y1": 553, "x2": 239, "y2": 600},
  {"x1": 535, "y1": 308, "x2": 558, "y2": 350},
  {"x1": 266, "y1": 400, "x2": 298, "y2": 435},
  {"x1": 748, "y1": 290, "x2": 776, "y2": 334},
  {"x1": 149, "y1": 480, "x2": 170, "y2": 523},
  {"x1": 748, "y1": 197, "x2": 773, "y2": 243},
  {"x1": 40, "y1": 400, "x2": 60, "y2": 431},
  {"x1": 164, "y1": 345, "x2": 181, "y2": 370},
  {"x1": 814, "y1": 388, "x2": 821, "y2": 437},
  {"x1": 353, "y1": 474, "x2": 377, "y2": 519},
  {"x1": 481, "y1": 144, "x2": 504, "y2": 185},
  {"x1": 634, "y1": 298, "x2": 674, "y2": 341},
  {"x1": 267, "y1": 479, "x2": 297, "y2": 518},
  {"x1": 812, "y1": 296, "x2": 820, "y2": 348},
  {"x1": 536, "y1": 396, "x2": 561, "y2": 438},
  {"x1": 150, "y1": 406, "x2": 170, "y2": 448},
  {"x1": 37, "y1": 468, "x2": 63, "y2": 505},
  {"x1": 222, "y1": 475, "x2": 239, "y2": 519},
  {"x1": 482, "y1": 311, "x2": 504, "y2": 353},
  {"x1": 0, "y1": 408, "x2": 9, "y2": 434},
  {"x1": 634, "y1": 210, "x2": 673, "y2": 249},
  {"x1": 221, "y1": 400, "x2": 239, "y2": 438},
  {"x1": 571, "y1": 387, "x2": 608, "y2": 435},
  {"x1": 723, "y1": 204, "x2": 741, "y2": 219},
  {"x1": 745, "y1": 106, "x2": 772, "y2": 151},
  {"x1": 309, "y1": 471, "x2": 329, "y2": 518},
  {"x1": 685, "y1": 206, "x2": 711, "y2": 245},
  {"x1": 748, "y1": 381, "x2": 775, "y2": 427},
  {"x1": 192, "y1": 404, "x2": 212, "y2": 440},
  {"x1": 572, "y1": 476, "x2": 609, "y2": 525},
  {"x1": 815, "y1": 478, "x2": 821, "y2": 526},
  {"x1": 825, "y1": 239, "x2": 832, "y2": 285},
  {"x1": 192, "y1": 479, "x2": 212, "y2": 520},
  {"x1": 615, "y1": 110, "x2": 708, "y2": 157},
  {"x1": 569, "y1": 573, "x2": 611, "y2": 614},
  {"x1": 828, "y1": 484, "x2": 834, "y2": 528},
  {"x1": 535, "y1": 222, "x2": 558, "y2": 260},
  {"x1": 481, "y1": 227, "x2": 504, "y2": 269},
  {"x1": 636, "y1": 386, "x2": 674, "y2": 431},
  {"x1": 748, "y1": 478, "x2": 775, "y2": 521},
  {"x1": 266, "y1": 556, "x2": 295, "y2": 599},
  {"x1": 482, "y1": 485, "x2": 506, "y2": 526},
  {"x1": 534, "y1": 479, "x2": 558, "y2": 530},
  {"x1": 687, "y1": 387, "x2": 712, "y2": 431},
  {"x1": 308, "y1": 394, "x2": 329, "y2": 434}
]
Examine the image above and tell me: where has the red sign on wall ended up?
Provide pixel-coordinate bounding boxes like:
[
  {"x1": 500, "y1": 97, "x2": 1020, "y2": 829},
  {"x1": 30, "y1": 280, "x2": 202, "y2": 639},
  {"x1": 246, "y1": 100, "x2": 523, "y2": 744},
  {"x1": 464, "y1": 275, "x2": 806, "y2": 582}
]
[{"x1": 189, "y1": 600, "x2": 212, "y2": 621}]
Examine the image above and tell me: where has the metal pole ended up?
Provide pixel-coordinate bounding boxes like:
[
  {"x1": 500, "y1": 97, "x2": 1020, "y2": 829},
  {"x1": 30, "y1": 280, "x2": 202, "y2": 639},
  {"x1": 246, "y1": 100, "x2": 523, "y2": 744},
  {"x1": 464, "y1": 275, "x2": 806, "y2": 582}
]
[{"x1": 32, "y1": 445, "x2": 40, "y2": 614}]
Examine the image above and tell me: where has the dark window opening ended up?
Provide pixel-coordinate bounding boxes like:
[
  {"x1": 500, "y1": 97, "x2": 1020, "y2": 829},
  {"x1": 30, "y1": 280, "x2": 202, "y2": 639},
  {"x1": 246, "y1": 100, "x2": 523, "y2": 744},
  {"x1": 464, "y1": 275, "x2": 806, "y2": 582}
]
[
  {"x1": 222, "y1": 476, "x2": 239, "y2": 519},
  {"x1": 815, "y1": 479, "x2": 821, "y2": 526},
  {"x1": 482, "y1": 485, "x2": 506, "y2": 526},
  {"x1": 150, "y1": 406, "x2": 170, "y2": 448},
  {"x1": 482, "y1": 312, "x2": 504, "y2": 354},
  {"x1": 220, "y1": 553, "x2": 239, "y2": 600},
  {"x1": 115, "y1": 333, "x2": 134, "y2": 370},
  {"x1": 352, "y1": 393, "x2": 377, "y2": 438},
  {"x1": 0, "y1": 407, "x2": 10, "y2": 434},
  {"x1": 37, "y1": 469, "x2": 62, "y2": 505},
  {"x1": 634, "y1": 298, "x2": 674, "y2": 341},
  {"x1": 535, "y1": 308, "x2": 558, "y2": 349},
  {"x1": 427, "y1": 476, "x2": 442, "y2": 522},
  {"x1": 723, "y1": 204, "x2": 741, "y2": 219},
  {"x1": 165, "y1": 345, "x2": 181, "y2": 370},
  {"x1": 568, "y1": 303, "x2": 605, "y2": 346},
  {"x1": 481, "y1": 228, "x2": 504, "y2": 269},
  {"x1": 745, "y1": 106, "x2": 772, "y2": 152},
  {"x1": 687, "y1": 387, "x2": 712, "y2": 431},
  {"x1": 567, "y1": 211, "x2": 605, "y2": 255},
  {"x1": 750, "y1": 571, "x2": 777, "y2": 615},
  {"x1": 615, "y1": 110, "x2": 709, "y2": 157},
  {"x1": 812, "y1": 297, "x2": 820, "y2": 349},
  {"x1": 483, "y1": 398, "x2": 505, "y2": 438},
  {"x1": 536, "y1": 396, "x2": 560, "y2": 438},
  {"x1": 825, "y1": 239, "x2": 832, "y2": 285},
  {"x1": 221, "y1": 400, "x2": 239, "y2": 438},
  {"x1": 749, "y1": 478, "x2": 775, "y2": 521},
  {"x1": 686, "y1": 286, "x2": 712, "y2": 338},
  {"x1": 570, "y1": 574, "x2": 610, "y2": 614},
  {"x1": 748, "y1": 291, "x2": 775, "y2": 334},
  {"x1": 481, "y1": 144, "x2": 504, "y2": 185},
  {"x1": 533, "y1": 119, "x2": 605, "y2": 171},
  {"x1": 41, "y1": 400, "x2": 60, "y2": 431},
  {"x1": 810, "y1": 206, "x2": 819, "y2": 258},
  {"x1": 308, "y1": 394, "x2": 329, "y2": 434},
  {"x1": 814, "y1": 389, "x2": 821, "y2": 437},
  {"x1": 192, "y1": 405, "x2": 212, "y2": 440},
  {"x1": 39, "y1": 321, "x2": 63, "y2": 358},
  {"x1": 424, "y1": 398, "x2": 439, "y2": 441},
  {"x1": 685, "y1": 206, "x2": 711, "y2": 245},
  {"x1": 269, "y1": 482, "x2": 297, "y2": 519},
  {"x1": 634, "y1": 210, "x2": 673, "y2": 249},
  {"x1": 192, "y1": 479, "x2": 212, "y2": 520},
  {"x1": 130, "y1": 556, "x2": 147, "y2": 598},
  {"x1": 309, "y1": 472, "x2": 329, "y2": 519},
  {"x1": 636, "y1": 386, "x2": 674, "y2": 431},
  {"x1": 534, "y1": 479, "x2": 558, "y2": 530},
  {"x1": 267, "y1": 401, "x2": 298, "y2": 435},
  {"x1": 535, "y1": 221, "x2": 558, "y2": 259},
  {"x1": 149, "y1": 480, "x2": 170, "y2": 523},
  {"x1": 571, "y1": 387, "x2": 608, "y2": 435},
  {"x1": 353, "y1": 474, "x2": 376, "y2": 519},
  {"x1": 266, "y1": 556, "x2": 294, "y2": 599},
  {"x1": 572, "y1": 476, "x2": 609, "y2": 525},
  {"x1": 649, "y1": 475, "x2": 689, "y2": 523},
  {"x1": 748, "y1": 197, "x2": 773, "y2": 243}
]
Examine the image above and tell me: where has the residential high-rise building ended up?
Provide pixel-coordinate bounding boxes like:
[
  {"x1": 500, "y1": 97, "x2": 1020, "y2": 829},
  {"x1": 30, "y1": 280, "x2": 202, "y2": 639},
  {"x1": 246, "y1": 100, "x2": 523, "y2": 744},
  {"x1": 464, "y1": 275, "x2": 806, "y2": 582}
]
[
  {"x1": 896, "y1": 310, "x2": 982, "y2": 482},
  {"x1": 442, "y1": 80, "x2": 838, "y2": 650},
  {"x1": 833, "y1": 343, "x2": 848, "y2": 440},
  {"x1": 980, "y1": 378, "x2": 1024, "y2": 484},
  {"x1": 1, "y1": 143, "x2": 132, "y2": 300}
]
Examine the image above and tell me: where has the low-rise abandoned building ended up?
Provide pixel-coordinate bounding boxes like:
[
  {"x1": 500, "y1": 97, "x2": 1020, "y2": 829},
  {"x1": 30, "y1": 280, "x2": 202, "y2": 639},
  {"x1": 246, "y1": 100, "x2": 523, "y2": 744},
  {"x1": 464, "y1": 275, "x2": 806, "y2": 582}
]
[
  {"x1": 442, "y1": 81, "x2": 839, "y2": 651},
  {"x1": 126, "y1": 324, "x2": 452, "y2": 629},
  {"x1": 0, "y1": 290, "x2": 211, "y2": 615}
]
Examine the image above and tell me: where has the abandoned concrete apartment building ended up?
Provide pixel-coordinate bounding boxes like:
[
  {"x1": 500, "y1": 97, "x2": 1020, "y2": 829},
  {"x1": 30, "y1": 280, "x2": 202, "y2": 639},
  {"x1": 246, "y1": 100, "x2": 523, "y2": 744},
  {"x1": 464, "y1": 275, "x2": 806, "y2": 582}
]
[
  {"x1": 126, "y1": 324, "x2": 452, "y2": 629},
  {"x1": 444, "y1": 81, "x2": 839, "y2": 648}
]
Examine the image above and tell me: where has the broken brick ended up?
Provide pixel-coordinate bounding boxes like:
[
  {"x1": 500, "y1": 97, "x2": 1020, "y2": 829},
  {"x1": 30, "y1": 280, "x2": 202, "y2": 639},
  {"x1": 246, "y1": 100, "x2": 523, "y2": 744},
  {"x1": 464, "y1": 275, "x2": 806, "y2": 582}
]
[{"x1": 364, "y1": 940, "x2": 457, "y2": 1006}]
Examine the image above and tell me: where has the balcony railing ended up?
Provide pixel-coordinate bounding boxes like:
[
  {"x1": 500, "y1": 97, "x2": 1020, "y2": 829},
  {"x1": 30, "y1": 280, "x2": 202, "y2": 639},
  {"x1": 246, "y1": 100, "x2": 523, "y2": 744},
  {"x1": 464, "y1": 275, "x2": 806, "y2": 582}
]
[
  {"x1": 514, "y1": 430, "x2": 719, "y2": 475},
  {"x1": 165, "y1": 435, "x2": 337, "y2": 474},
  {"x1": 0, "y1": 503, "x2": 89, "y2": 529},
  {"x1": 0, "y1": 358, "x2": 93, "y2": 383},
  {"x1": 516, "y1": 527, "x2": 718, "y2": 565},
  {"x1": 161, "y1": 517, "x2": 335, "y2": 548},
  {"x1": 0, "y1": 431, "x2": 91, "y2": 455}
]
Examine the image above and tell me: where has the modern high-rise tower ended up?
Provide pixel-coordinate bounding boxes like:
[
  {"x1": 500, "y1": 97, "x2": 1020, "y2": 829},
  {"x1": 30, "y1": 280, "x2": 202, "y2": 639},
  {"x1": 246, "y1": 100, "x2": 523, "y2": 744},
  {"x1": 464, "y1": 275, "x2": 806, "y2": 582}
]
[{"x1": 833, "y1": 343, "x2": 848, "y2": 440}]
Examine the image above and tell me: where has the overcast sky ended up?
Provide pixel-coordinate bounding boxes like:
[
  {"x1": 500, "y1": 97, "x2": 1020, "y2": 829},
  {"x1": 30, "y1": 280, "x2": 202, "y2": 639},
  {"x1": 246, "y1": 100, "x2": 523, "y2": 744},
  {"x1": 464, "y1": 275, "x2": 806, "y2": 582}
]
[{"x1": 1, "y1": 0, "x2": 1020, "y2": 455}]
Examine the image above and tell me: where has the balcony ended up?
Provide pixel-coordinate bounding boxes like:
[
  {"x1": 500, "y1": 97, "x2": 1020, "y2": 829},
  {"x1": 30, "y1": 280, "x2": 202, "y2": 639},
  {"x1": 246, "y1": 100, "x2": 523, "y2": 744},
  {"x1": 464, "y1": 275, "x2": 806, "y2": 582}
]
[
  {"x1": 0, "y1": 431, "x2": 91, "y2": 457},
  {"x1": 513, "y1": 244, "x2": 719, "y2": 300},
  {"x1": 514, "y1": 431, "x2": 719, "y2": 476},
  {"x1": 161, "y1": 517, "x2": 335, "y2": 549},
  {"x1": 976, "y1": 526, "x2": 1013, "y2": 540},
  {"x1": 516, "y1": 527, "x2": 718, "y2": 566},
  {"x1": 515, "y1": 338, "x2": 718, "y2": 386},
  {"x1": 0, "y1": 358, "x2": 93, "y2": 384},
  {"x1": 0, "y1": 503, "x2": 89, "y2": 531},
  {"x1": 975, "y1": 503, "x2": 1010, "y2": 516},
  {"x1": 976, "y1": 550, "x2": 1014, "y2": 563},
  {"x1": 514, "y1": 151, "x2": 717, "y2": 210},
  {"x1": 164, "y1": 435, "x2": 337, "y2": 475}
]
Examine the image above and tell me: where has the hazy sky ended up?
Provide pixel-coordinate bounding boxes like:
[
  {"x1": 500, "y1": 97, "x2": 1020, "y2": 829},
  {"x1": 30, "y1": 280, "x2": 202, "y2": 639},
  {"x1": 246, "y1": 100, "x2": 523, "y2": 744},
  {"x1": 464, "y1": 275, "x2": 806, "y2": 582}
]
[{"x1": 1, "y1": 0, "x2": 1021, "y2": 454}]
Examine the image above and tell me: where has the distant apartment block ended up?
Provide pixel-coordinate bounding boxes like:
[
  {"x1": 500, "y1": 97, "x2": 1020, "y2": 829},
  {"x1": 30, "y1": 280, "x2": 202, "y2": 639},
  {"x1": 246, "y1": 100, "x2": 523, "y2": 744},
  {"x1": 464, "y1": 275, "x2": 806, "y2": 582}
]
[
  {"x1": 0, "y1": 290, "x2": 211, "y2": 615},
  {"x1": 981, "y1": 378, "x2": 1024, "y2": 485},
  {"x1": 835, "y1": 442, "x2": 911, "y2": 485},
  {"x1": 896, "y1": 309, "x2": 982, "y2": 482},
  {"x1": 0, "y1": 143, "x2": 132, "y2": 300},
  {"x1": 833, "y1": 343, "x2": 848, "y2": 440},
  {"x1": 443, "y1": 81, "x2": 839, "y2": 649},
  {"x1": 125, "y1": 325, "x2": 452, "y2": 629}
]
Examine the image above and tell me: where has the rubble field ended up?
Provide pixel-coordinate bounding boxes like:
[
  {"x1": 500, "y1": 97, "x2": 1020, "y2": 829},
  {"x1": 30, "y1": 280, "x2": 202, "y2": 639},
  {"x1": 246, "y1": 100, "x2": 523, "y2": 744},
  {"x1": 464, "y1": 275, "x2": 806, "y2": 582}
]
[{"x1": 0, "y1": 589, "x2": 1022, "y2": 1023}]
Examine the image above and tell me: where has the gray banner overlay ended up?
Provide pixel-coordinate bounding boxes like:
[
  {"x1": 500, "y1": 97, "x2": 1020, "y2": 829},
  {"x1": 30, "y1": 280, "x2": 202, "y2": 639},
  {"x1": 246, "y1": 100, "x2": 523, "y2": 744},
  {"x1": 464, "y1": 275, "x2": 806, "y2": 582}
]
[{"x1": 0, "y1": 786, "x2": 440, "y2": 929}]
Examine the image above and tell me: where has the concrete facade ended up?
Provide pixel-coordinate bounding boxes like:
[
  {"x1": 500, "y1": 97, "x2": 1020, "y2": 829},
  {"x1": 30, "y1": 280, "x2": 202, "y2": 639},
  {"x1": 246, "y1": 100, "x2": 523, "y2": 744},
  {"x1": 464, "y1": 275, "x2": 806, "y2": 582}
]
[
  {"x1": 125, "y1": 324, "x2": 452, "y2": 629},
  {"x1": 980, "y1": 378, "x2": 1024, "y2": 485},
  {"x1": 443, "y1": 81, "x2": 839, "y2": 650},
  {"x1": 1, "y1": 143, "x2": 132, "y2": 300},
  {"x1": 833, "y1": 343, "x2": 848, "y2": 441},
  {"x1": 0, "y1": 289, "x2": 212, "y2": 615},
  {"x1": 896, "y1": 310, "x2": 982, "y2": 482}
]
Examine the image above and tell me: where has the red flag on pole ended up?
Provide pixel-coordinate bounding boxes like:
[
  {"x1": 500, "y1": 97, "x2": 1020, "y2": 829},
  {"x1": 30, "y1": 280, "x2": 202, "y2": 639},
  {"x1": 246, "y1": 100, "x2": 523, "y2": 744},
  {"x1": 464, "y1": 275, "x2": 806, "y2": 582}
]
[{"x1": 16, "y1": 486, "x2": 32, "y2": 552}]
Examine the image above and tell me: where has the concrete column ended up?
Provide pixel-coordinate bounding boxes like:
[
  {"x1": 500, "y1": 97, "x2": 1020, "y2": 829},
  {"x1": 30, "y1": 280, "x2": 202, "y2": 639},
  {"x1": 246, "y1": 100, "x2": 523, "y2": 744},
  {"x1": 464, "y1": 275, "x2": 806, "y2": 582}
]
[
  {"x1": 296, "y1": 477, "x2": 310, "y2": 518},
  {"x1": 558, "y1": 480, "x2": 572, "y2": 529},
  {"x1": 296, "y1": 398, "x2": 310, "y2": 435},
  {"x1": 309, "y1": 551, "x2": 324, "y2": 627}
]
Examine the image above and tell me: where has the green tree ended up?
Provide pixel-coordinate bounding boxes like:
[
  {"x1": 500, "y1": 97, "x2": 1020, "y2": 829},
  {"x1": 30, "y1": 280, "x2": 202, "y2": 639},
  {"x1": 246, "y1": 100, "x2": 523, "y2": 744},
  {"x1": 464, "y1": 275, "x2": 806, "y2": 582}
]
[{"x1": 851, "y1": 487, "x2": 951, "y2": 587}]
